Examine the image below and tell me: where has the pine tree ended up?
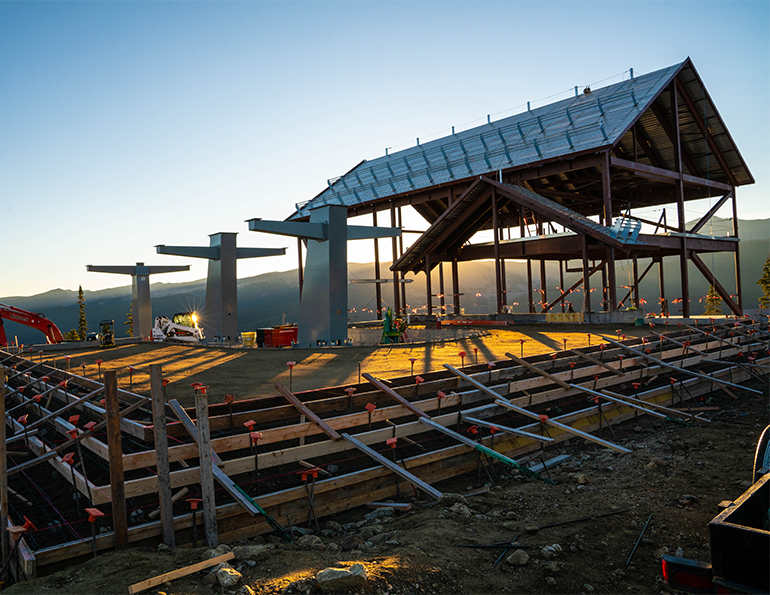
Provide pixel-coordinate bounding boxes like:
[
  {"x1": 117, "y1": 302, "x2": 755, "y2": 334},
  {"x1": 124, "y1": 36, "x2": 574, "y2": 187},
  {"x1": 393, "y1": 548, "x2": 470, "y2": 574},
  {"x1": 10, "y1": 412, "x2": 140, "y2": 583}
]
[
  {"x1": 703, "y1": 285, "x2": 722, "y2": 316},
  {"x1": 64, "y1": 329, "x2": 80, "y2": 341},
  {"x1": 125, "y1": 302, "x2": 134, "y2": 337},
  {"x1": 77, "y1": 285, "x2": 88, "y2": 341},
  {"x1": 758, "y1": 256, "x2": 770, "y2": 309}
]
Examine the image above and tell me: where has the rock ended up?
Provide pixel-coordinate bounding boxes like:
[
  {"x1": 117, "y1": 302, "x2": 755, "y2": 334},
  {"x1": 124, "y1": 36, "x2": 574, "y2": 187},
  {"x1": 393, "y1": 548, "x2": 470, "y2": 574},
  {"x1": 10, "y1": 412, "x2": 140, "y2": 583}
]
[
  {"x1": 327, "y1": 543, "x2": 341, "y2": 551},
  {"x1": 584, "y1": 584, "x2": 595, "y2": 592},
  {"x1": 245, "y1": 560, "x2": 257, "y2": 568},
  {"x1": 506, "y1": 549, "x2": 529, "y2": 566},
  {"x1": 545, "y1": 561, "x2": 560, "y2": 573},
  {"x1": 504, "y1": 511, "x2": 517, "y2": 520},
  {"x1": 502, "y1": 521, "x2": 518, "y2": 531},
  {"x1": 201, "y1": 544, "x2": 233, "y2": 560},
  {"x1": 739, "y1": 480, "x2": 753, "y2": 489},
  {"x1": 370, "y1": 531, "x2": 398, "y2": 545},
  {"x1": 573, "y1": 473, "x2": 590, "y2": 485},
  {"x1": 232, "y1": 545, "x2": 273, "y2": 560},
  {"x1": 296, "y1": 534, "x2": 323, "y2": 548},
  {"x1": 449, "y1": 503, "x2": 472, "y2": 517},
  {"x1": 217, "y1": 567, "x2": 242, "y2": 588},
  {"x1": 541, "y1": 544, "x2": 562, "y2": 559},
  {"x1": 525, "y1": 525, "x2": 540, "y2": 534},
  {"x1": 681, "y1": 494, "x2": 698, "y2": 503},
  {"x1": 545, "y1": 577, "x2": 557, "y2": 586},
  {"x1": 438, "y1": 493, "x2": 468, "y2": 507},
  {"x1": 651, "y1": 457, "x2": 667, "y2": 467},
  {"x1": 644, "y1": 462, "x2": 657, "y2": 470},
  {"x1": 203, "y1": 572, "x2": 218, "y2": 586},
  {"x1": 316, "y1": 563, "x2": 368, "y2": 593},
  {"x1": 341, "y1": 534, "x2": 366, "y2": 551},
  {"x1": 675, "y1": 547, "x2": 684, "y2": 557},
  {"x1": 359, "y1": 527, "x2": 375, "y2": 540},
  {"x1": 384, "y1": 540, "x2": 400, "y2": 546},
  {"x1": 365, "y1": 507, "x2": 395, "y2": 521},
  {"x1": 324, "y1": 521, "x2": 343, "y2": 534},
  {"x1": 237, "y1": 587, "x2": 256, "y2": 595},
  {"x1": 157, "y1": 543, "x2": 171, "y2": 553},
  {"x1": 655, "y1": 546, "x2": 670, "y2": 559}
]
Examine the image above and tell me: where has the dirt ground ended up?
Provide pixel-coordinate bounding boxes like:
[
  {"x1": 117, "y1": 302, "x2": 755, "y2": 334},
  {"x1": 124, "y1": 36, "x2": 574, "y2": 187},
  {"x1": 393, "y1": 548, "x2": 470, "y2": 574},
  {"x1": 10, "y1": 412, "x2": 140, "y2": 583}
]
[{"x1": 6, "y1": 326, "x2": 769, "y2": 595}]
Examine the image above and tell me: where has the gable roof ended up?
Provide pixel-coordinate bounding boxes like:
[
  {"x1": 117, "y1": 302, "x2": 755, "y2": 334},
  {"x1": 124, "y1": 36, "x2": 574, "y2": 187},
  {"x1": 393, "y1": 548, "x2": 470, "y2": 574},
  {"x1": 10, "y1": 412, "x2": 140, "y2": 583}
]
[{"x1": 289, "y1": 59, "x2": 753, "y2": 221}]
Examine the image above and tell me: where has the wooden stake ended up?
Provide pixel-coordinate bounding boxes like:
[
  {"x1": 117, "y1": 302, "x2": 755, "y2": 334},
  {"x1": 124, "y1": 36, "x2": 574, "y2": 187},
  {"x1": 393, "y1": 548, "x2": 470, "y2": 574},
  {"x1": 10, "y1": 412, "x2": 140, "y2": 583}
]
[
  {"x1": 104, "y1": 370, "x2": 128, "y2": 549},
  {"x1": 150, "y1": 364, "x2": 175, "y2": 550},
  {"x1": 127, "y1": 552, "x2": 234, "y2": 594},
  {"x1": 194, "y1": 390, "x2": 218, "y2": 548}
]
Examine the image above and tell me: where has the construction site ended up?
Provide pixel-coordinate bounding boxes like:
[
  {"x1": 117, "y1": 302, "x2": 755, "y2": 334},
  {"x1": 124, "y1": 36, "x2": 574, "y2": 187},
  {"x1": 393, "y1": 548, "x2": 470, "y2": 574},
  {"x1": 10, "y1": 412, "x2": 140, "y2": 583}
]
[{"x1": 1, "y1": 58, "x2": 768, "y2": 594}]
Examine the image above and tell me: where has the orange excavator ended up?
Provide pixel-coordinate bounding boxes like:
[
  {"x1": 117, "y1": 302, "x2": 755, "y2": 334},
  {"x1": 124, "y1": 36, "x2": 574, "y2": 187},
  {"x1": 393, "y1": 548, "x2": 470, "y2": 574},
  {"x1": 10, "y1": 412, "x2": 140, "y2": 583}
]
[{"x1": 0, "y1": 303, "x2": 64, "y2": 347}]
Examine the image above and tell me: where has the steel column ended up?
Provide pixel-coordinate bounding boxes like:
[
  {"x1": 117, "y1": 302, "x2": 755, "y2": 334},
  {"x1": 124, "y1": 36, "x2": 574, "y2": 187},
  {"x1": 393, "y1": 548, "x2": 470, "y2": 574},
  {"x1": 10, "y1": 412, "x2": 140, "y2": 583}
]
[
  {"x1": 732, "y1": 187, "x2": 743, "y2": 312},
  {"x1": 452, "y1": 258, "x2": 460, "y2": 315},
  {"x1": 372, "y1": 209, "x2": 382, "y2": 320},
  {"x1": 390, "y1": 202, "x2": 401, "y2": 314}
]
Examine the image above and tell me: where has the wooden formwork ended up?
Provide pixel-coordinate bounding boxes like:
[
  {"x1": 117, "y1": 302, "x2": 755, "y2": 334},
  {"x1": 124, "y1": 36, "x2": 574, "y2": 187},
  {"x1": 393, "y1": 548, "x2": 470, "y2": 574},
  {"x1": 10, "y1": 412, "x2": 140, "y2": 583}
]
[{"x1": 1, "y1": 320, "x2": 767, "y2": 578}]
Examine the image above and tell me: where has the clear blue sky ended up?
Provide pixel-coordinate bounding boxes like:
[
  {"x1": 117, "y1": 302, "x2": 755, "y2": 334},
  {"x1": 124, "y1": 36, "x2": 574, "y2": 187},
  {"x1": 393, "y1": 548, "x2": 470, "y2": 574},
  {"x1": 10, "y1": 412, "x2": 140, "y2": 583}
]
[{"x1": 1, "y1": 0, "x2": 768, "y2": 297}]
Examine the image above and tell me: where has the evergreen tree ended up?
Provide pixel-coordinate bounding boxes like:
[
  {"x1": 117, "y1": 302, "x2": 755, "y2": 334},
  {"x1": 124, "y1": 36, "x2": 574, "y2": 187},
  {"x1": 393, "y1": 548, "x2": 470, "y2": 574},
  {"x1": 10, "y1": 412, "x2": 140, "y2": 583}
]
[
  {"x1": 64, "y1": 329, "x2": 80, "y2": 342},
  {"x1": 703, "y1": 285, "x2": 722, "y2": 316},
  {"x1": 77, "y1": 285, "x2": 88, "y2": 341},
  {"x1": 758, "y1": 256, "x2": 770, "y2": 309},
  {"x1": 125, "y1": 302, "x2": 134, "y2": 337}
]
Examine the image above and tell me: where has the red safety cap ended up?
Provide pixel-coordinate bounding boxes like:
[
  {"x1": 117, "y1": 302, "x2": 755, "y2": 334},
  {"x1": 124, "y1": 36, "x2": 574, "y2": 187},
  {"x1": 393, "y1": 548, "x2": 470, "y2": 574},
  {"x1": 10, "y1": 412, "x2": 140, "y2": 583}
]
[
  {"x1": 250, "y1": 431, "x2": 262, "y2": 443},
  {"x1": 223, "y1": 394, "x2": 235, "y2": 404},
  {"x1": 538, "y1": 414, "x2": 549, "y2": 423},
  {"x1": 436, "y1": 390, "x2": 446, "y2": 399},
  {"x1": 488, "y1": 362, "x2": 496, "y2": 369},
  {"x1": 243, "y1": 420, "x2": 256, "y2": 430},
  {"x1": 18, "y1": 414, "x2": 28, "y2": 425},
  {"x1": 198, "y1": 386, "x2": 209, "y2": 395},
  {"x1": 162, "y1": 379, "x2": 170, "y2": 387},
  {"x1": 415, "y1": 376, "x2": 424, "y2": 384},
  {"x1": 191, "y1": 382, "x2": 203, "y2": 388},
  {"x1": 632, "y1": 382, "x2": 641, "y2": 390},
  {"x1": 39, "y1": 376, "x2": 49, "y2": 382},
  {"x1": 62, "y1": 452, "x2": 75, "y2": 465},
  {"x1": 58, "y1": 380, "x2": 69, "y2": 388},
  {"x1": 7, "y1": 526, "x2": 28, "y2": 542},
  {"x1": 86, "y1": 508, "x2": 105, "y2": 523},
  {"x1": 386, "y1": 437, "x2": 398, "y2": 447},
  {"x1": 33, "y1": 394, "x2": 42, "y2": 403},
  {"x1": 69, "y1": 414, "x2": 80, "y2": 425},
  {"x1": 84, "y1": 421, "x2": 97, "y2": 431},
  {"x1": 345, "y1": 388, "x2": 356, "y2": 396},
  {"x1": 186, "y1": 498, "x2": 203, "y2": 510},
  {"x1": 489, "y1": 425, "x2": 498, "y2": 435},
  {"x1": 22, "y1": 516, "x2": 37, "y2": 532},
  {"x1": 409, "y1": 358, "x2": 417, "y2": 363},
  {"x1": 458, "y1": 351, "x2": 466, "y2": 358},
  {"x1": 286, "y1": 361, "x2": 296, "y2": 368},
  {"x1": 467, "y1": 425, "x2": 478, "y2": 435},
  {"x1": 365, "y1": 403, "x2": 377, "y2": 413},
  {"x1": 67, "y1": 428, "x2": 78, "y2": 440},
  {"x1": 95, "y1": 359, "x2": 103, "y2": 365}
]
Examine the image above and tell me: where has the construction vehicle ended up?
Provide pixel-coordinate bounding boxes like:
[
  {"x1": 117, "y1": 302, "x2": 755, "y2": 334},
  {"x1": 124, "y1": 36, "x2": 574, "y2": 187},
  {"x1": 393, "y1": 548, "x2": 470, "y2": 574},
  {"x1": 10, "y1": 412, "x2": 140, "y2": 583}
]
[
  {"x1": 151, "y1": 312, "x2": 204, "y2": 343},
  {"x1": 99, "y1": 319, "x2": 115, "y2": 347},
  {"x1": 0, "y1": 303, "x2": 64, "y2": 346},
  {"x1": 662, "y1": 424, "x2": 770, "y2": 593}
]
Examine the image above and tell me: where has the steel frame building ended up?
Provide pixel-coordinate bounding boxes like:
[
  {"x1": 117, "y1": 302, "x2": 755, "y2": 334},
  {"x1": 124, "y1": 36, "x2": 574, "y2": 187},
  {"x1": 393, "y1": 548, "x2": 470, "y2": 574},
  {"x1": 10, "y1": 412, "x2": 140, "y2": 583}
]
[{"x1": 289, "y1": 58, "x2": 753, "y2": 320}]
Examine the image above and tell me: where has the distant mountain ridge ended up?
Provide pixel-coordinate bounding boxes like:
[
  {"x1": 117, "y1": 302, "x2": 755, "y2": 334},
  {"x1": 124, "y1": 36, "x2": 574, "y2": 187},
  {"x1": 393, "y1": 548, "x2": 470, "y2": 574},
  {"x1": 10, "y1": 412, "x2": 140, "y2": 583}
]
[{"x1": 2, "y1": 218, "x2": 768, "y2": 344}]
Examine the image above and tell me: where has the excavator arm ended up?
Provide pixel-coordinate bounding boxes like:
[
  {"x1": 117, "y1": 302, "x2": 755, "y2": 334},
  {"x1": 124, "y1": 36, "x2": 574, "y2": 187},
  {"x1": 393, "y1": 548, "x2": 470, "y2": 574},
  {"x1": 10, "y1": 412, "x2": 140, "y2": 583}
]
[{"x1": 0, "y1": 303, "x2": 64, "y2": 346}]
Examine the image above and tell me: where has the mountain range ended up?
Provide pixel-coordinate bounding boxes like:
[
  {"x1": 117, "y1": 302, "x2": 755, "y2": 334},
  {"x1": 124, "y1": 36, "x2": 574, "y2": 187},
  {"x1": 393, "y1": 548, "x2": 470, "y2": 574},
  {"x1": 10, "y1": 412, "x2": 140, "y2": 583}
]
[{"x1": 2, "y1": 217, "x2": 768, "y2": 344}]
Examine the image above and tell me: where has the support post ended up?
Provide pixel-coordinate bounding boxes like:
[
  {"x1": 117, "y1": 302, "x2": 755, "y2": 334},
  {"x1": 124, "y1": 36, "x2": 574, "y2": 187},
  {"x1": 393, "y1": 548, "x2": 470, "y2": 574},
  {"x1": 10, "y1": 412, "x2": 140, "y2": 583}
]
[
  {"x1": 372, "y1": 208, "x2": 382, "y2": 320},
  {"x1": 105, "y1": 371, "x2": 128, "y2": 549},
  {"x1": 194, "y1": 391, "x2": 218, "y2": 548},
  {"x1": 559, "y1": 260, "x2": 565, "y2": 313},
  {"x1": 582, "y1": 237, "x2": 591, "y2": 313},
  {"x1": 425, "y1": 255, "x2": 432, "y2": 316},
  {"x1": 150, "y1": 365, "x2": 175, "y2": 549},
  {"x1": 732, "y1": 187, "x2": 743, "y2": 312},
  {"x1": 492, "y1": 188, "x2": 503, "y2": 314},
  {"x1": 438, "y1": 262, "x2": 445, "y2": 315},
  {"x1": 671, "y1": 83, "x2": 690, "y2": 317},
  {"x1": 602, "y1": 152, "x2": 616, "y2": 310},
  {"x1": 632, "y1": 254, "x2": 640, "y2": 309},
  {"x1": 527, "y1": 260, "x2": 535, "y2": 313},
  {"x1": 297, "y1": 238, "x2": 304, "y2": 301},
  {"x1": 390, "y1": 202, "x2": 401, "y2": 314},
  {"x1": 658, "y1": 258, "x2": 667, "y2": 316},
  {"x1": 452, "y1": 258, "x2": 460, "y2": 315},
  {"x1": 1, "y1": 371, "x2": 7, "y2": 565},
  {"x1": 399, "y1": 207, "x2": 407, "y2": 313}
]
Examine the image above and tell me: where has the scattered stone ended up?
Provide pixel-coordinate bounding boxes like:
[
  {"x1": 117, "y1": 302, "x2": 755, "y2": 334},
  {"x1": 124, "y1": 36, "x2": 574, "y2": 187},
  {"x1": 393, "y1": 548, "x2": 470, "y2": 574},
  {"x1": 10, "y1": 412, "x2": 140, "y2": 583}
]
[
  {"x1": 681, "y1": 494, "x2": 698, "y2": 503},
  {"x1": 573, "y1": 473, "x2": 590, "y2": 485},
  {"x1": 525, "y1": 525, "x2": 540, "y2": 534},
  {"x1": 651, "y1": 457, "x2": 667, "y2": 467},
  {"x1": 316, "y1": 563, "x2": 368, "y2": 593},
  {"x1": 201, "y1": 544, "x2": 233, "y2": 561},
  {"x1": 655, "y1": 546, "x2": 670, "y2": 559},
  {"x1": 540, "y1": 544, "x2": 562, "y2": 559},
  {"x1": 203, "y1": 572, "x2": 218, "y2": 586},
  {"x1": 327, "y1": 543, "x2": 341, "y2": 552},
  {"x1": 584, "y1": 584, "x2": 595, "y2": 592},
  {"x1": 504, "y1": 511, "x2": 517, "y2": 520},
  {"x1": 365, "y1": 507, "x2": 395, "y2": 521},
  {"x1": 502, "y1": 521, "x2": 518, "y2": 531},
  {"x1": 157, "y1": 543, "x2": 171, "y2": 553},
  {"x1": 296, "y1": 534, "x2": 323, "y2": 549},
  {"x1": 545, "y1": 561, "x2": 560, "y2": 573},
  {"x1": 506, "y1": 549, "x2": 529, "y2": 566},
  {"x1": 341, "y1": 534, "x2": 366, "y2": 551},
  {"x1": 438, "y1": 493, "x2": 468, "y2": 506},
  {"x1": 244, "y1": 560, "x2": 257, "y2": 568},
  {"x1": 739, "y1": 480, "x2": 753, "y2": 489},
  {"x1": 675, "y1": 547, "x2": 684, "y2": 557},
  {"x1": 449, "y1": 503, "x2": 472, "y2": 517},
  {"x1": 359, "y1": 527, "x2": 375, "y2": 540},
  {"x1": 545, "y1": 576, "x2": 557, "y2": 586},
  {"x1": 325, "y1": 521, "x2": 343, "y2": 534},
  {"x1": 232, "y1": 545, "x2": 273, "y2": 560},
  {"x1": 370, "y1": 531, "x2": 398, "y2": 545},
  {"x1": 217, "y1": 566, "x2": 242, "y2": 588}
]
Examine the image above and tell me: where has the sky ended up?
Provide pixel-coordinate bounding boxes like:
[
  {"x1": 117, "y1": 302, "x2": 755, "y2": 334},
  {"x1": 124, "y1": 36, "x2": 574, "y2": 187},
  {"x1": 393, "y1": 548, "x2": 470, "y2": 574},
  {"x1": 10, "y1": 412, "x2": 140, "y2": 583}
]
[{"x1": 1, "y1": 0, "x2": 768, "y2": 298}]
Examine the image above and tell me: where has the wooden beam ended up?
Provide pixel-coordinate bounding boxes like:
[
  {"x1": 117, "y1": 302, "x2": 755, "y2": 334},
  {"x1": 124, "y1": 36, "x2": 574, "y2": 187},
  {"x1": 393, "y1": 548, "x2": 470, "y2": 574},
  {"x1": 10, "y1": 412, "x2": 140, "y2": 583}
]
[
  {"x1": 23, "y1": 387, "x2": 103, "y2": 434},
  {"x1": 104, "y1": 371, "x2": 128, "y2": 549},
  {"x1": 500, "y1": 354, "x2": 573, "y2": 391},
  {"x1": 462, "y1": 416, "x2": 554, "y2": 443},
  {"x1": 150, "y1": 365, "x2": 175, "y2": 549},
  {"x1": 168, "y1": 400, "x2": 225, "y2": 466},
  {"x1": 361, "y1": 373, "x2": 431, "y2": 419},
  {"x1": 689, "y1": 252, "x2": 742, "y2": 316},
  {"x1": 274, "y1": 384, "x2": 341, "y2": 441},
  {"x1": 570, "y1": 348, "x2": 625, "y2": 376},
  {"x1": 609, "y1": 156, "x2": 733, "y2": 192},
  {"x1": 341, "y1": 433, "x2": 442, "y2": 500},
  {"x1": 128, "y1": 552, "x2": 234, "y2": 594},
  {"x1": 194, "y1": 391, "x2": 218, "y2": 548}
]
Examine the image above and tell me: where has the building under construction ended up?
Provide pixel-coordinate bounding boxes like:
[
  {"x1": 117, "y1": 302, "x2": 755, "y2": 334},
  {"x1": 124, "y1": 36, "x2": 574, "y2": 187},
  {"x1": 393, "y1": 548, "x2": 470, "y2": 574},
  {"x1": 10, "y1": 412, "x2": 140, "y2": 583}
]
[{"x1": 290, "y1": 58, "x2": 753, "y2": 321}]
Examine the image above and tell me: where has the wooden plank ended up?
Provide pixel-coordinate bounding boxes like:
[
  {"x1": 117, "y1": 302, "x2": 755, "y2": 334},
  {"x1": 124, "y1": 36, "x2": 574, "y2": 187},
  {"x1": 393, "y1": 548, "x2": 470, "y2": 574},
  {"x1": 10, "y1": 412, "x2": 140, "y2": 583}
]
[
  {"x1": 361, "y1": 373, "x2": 431, "y2": 419},
  {"x1": 105, "y1": 370, "x2": 128, "y2": 549},
  {"x1": 502, "y1": 353, "x2": 573, "y2": 390},
  {"x1": 150, "y1": 364, "x2": 175, "y2": 549},
  {"x1": 341, "y1": 433, "x2": 442, "y2": 500},
  {"x1": 24, "y1": 387, "x2": 103, "y2": 433},
  {"x1": 128, "y1": 552, "x2": 234, "y2": 594},
  {"x1": 494, "y1": 398, "x2": 631, "y2": 453},
  {"x1": 274, "y1": 383, "x2": 341, "y2": 441},
  {"x1": 599, "y1": 336, "x2": 762, "y2": 394},
  {"x1": 462, "y1": 416, "x2": 554, "y2": 442},
  {"x1": 168, "y1": 400, "x2": 224, "y2": 466},
  {"x1": 573, "y1": 385, "x2": 668, "y2": 419},
  {"x1": 570, "y1": 348, "x2": 625, "y2": 376},
  {"x1": 194, "y1": 391, "x2": 218, "y2": 548}
]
